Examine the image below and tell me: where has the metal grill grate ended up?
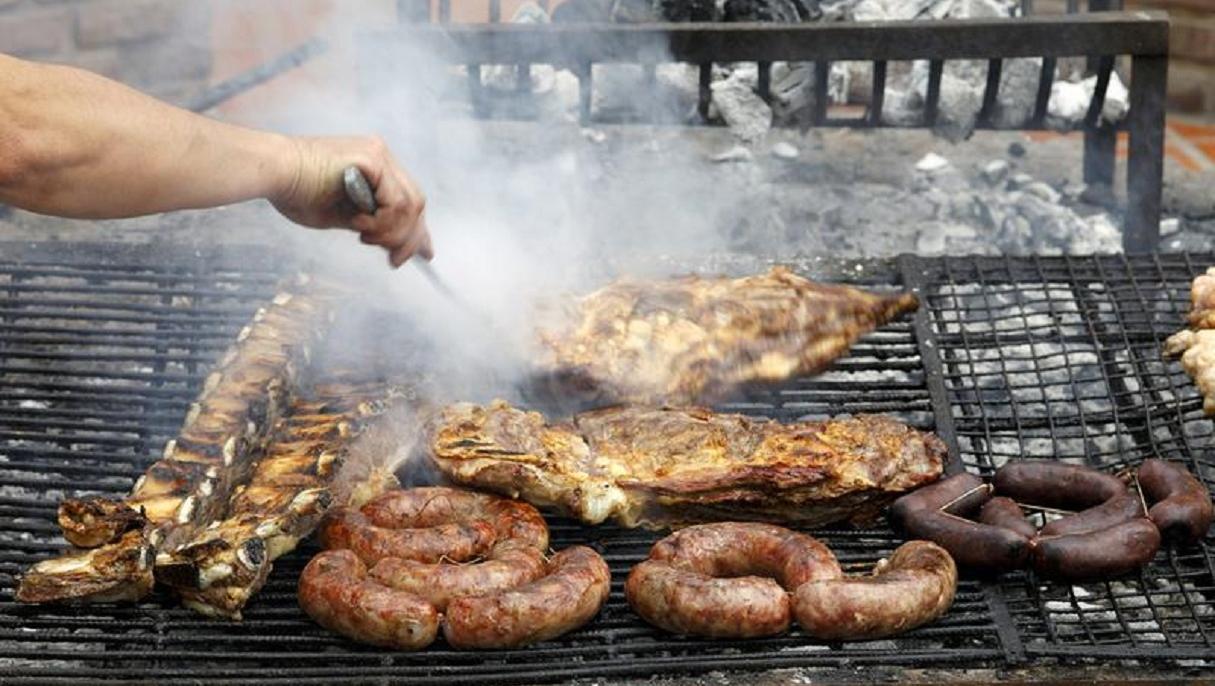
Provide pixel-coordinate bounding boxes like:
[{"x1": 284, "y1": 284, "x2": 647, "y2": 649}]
[{"x1": 2, "y1": 244, "x2": 1213, "y2": 683}]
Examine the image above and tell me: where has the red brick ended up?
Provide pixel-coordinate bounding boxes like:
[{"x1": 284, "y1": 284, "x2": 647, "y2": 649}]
[
  {"x1": 0, "y1": 7, "x2": 72, "y2": 57},
  {"x1": 75, "y1": 0, "x2": 180, "y2": 48}
]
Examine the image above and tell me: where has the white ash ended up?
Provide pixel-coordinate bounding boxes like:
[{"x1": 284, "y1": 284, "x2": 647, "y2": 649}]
[{"x1": 711, "y1": 69, "x2": 774, "y2": 144}]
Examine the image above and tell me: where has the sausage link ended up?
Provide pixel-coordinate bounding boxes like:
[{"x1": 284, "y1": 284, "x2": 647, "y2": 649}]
[
  {"x1": 361, "y1": 487, "x2": 549, "y2": 552},
  {"x1": 889, "y1": 473, "x2": 989, "y2": 529},
  {"x1": 1038, "y1": 491, "x2": 1143, "y2": 537},
  {"x1": 369, "y1": 543, "x2": 546, "y2": 611},
  {"x1": 979, "y1": 496, "x2": 1038, "y2": 538},
  {"x1": 1138, "y1": 459, "x2": 1214, "y2": 545},
  {"x1": 993, "y1": 462, "x2": 1125, "y2": 509},
  {"x1": 318, "y1": 507, "x2": 496, "y2": 565},
  {"x1": 626, "y1": 560, "x2": 791, "y2": 638},
  {"x1": 443, "y1": 546, "x2": 610, "y2": 649},
  {"x1": 793, "y1": 541, "x2": 957, "y2": 641},
  {"x1": 649, "y1": 522, "x2": 841, "y2": 589},
  {"x1": 901, "y1": 509, "x2": 1031, "y2": 574},
  {"x1": 298, "y1": 549, "x2": 439, "y2": 650},
  {"x1": 1032, "y1": 518, "x2": 1161, "y2": 582}
]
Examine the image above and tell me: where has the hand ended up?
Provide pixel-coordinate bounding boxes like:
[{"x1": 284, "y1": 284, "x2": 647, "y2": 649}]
[{"x1": 270, "y1": 135, "x2": 433, "y2": 268}]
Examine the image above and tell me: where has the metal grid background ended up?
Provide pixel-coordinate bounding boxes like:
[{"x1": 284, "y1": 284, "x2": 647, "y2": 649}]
[{"x1": 1, "y1": 244, "x2": 1213, "y2": 683}]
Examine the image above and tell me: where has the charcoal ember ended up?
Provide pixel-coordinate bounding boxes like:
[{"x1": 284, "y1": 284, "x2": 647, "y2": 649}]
[
  {"x1": 723, "y1": 0, "x2": 821, "y2": 22},
  {"x1": 656, "y1": 0, "x2": 718, "y2": 21}
]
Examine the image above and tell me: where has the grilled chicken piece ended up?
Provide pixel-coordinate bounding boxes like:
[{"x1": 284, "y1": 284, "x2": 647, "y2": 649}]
[
  {"x1": 1165, "y1": 267, "x2": 1215, "y2": 415},
  {"x1": 533, "y1": 267, "x2": 919, "y2": 406},
  {"x1": 17, "y1": 278, "x2": 334, "y2": 605},
  {"x1": 158, "y1": 382, "x2": 403, "y2": 619},
  {"x1": 430, "y1": 401, "x2": 945, "y2": 529}
]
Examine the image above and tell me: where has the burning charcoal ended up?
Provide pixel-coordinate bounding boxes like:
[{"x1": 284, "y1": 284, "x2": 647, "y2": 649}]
[
  {"x1": 914, "y1": 153, "x2": 949, "y2": 173},
  {"x1": 1008, "y1": 142, "x2": 1027, "y2": 157},
  {"x1": 981, "y1": 160, "x2": 1009, "y2": 185},
  {"x1": 656, "y1": 0, "x2": 718, "y2": 21},
  {"x1": 722, "y1": 0, "x2": 819, "y2": 22}
]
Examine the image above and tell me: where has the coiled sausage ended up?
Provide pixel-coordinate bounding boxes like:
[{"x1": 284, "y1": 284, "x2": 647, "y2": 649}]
[{"x1": 1138, "y1": 459, "x2": 1214, "y2": 545}]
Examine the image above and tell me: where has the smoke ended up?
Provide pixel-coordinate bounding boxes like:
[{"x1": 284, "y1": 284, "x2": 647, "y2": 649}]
[{"x1": 214, "y1": 1, "x2": 765, "y2": 405}]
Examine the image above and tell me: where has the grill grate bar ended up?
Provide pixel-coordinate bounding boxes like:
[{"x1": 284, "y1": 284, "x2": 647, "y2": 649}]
[{"x1": 4, "y1": 246, "x2": 1214, "y2": 683}]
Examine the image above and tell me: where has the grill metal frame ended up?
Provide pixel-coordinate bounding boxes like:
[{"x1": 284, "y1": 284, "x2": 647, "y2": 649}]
[
  {"x1": 364, "y1": 5, "x2": 1168, "y2": 252},
  {"x1": 2, "y1": 242, "x2": 1213, "y2": 683}
]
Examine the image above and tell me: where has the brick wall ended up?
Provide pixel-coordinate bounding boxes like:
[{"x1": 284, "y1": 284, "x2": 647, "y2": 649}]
[
  {"x1": 1130, "y1": 0, "x2": 1215, "y2": 115},
  {"x1": 0, "y1": 0, "x2": 212, "y2": 103}
]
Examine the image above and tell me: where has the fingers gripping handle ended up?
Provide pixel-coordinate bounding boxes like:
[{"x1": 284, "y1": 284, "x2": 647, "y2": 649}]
[{"x1": 343, "y1": 166, "x2": 379, "y2": 215}]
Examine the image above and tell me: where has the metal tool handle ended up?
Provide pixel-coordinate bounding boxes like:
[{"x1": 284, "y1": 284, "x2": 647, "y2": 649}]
[
  {"x1": 343, "y1": 166, "x2": 379, "y2": 214},
  {"x1": 341, "y1": 166, "x2": 457, "y2": 299}
]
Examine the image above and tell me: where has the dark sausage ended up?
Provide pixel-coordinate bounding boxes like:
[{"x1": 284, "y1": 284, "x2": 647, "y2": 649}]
[
  {"x1": 890, "y1": 473, "x2": 990, "y2": 528},
  {"x1": 793, "y1": 541, "x2": 957, "y2": 640},
  {"x1": 901, "y1": 509, "x2": 1031, "y2": 574},
  {"x1": 1032, "y1": 518, "x2": 1161, "y2": 582},
  {"x1": 443, "y1": 546, "x2": 610, "y2": 649},
  {"x1": 993, "y1": 462, "x2": 1125, "y2": 509},
  {"x1": 298, "y1": 549, "x2": 439, "y2": 650},
  {"x1": 979, "y1": 496, "x2": 1038, "y2": 538},
  {"x1": 1038, "y1": 491, "x2": 1144, "y2": 537},
  {"x1": 1138, "y1": 459, "x2": 1214, "y2": 545}
]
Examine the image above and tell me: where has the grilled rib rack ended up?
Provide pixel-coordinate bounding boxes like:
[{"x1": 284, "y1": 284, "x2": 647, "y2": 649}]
[{"x1": 1, "y1": 243, "x2": 1213, "y2": 683}]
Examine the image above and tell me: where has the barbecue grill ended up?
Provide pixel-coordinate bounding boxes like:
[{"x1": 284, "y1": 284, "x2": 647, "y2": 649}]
[
  {"x1": 2, "y1": 241, "x2": 1212, "y2": 683},
  {"x1": 362, "y1": 3, "x2": 1168, "y2": 252}
]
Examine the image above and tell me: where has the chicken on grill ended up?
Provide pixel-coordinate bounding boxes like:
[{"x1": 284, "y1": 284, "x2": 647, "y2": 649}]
[
  {"x1": 430, "y1": 402, "x2": 945, "y2": 529},
  {"x1": 17, "y1": 277, "x2": 336, "y2": 605},
  {"x1": 1165, "y1": 266, "x2": 1215, "y2": 414},
  {"x1": 532, "y1": 267, "x2": 919, "y2": 406}
]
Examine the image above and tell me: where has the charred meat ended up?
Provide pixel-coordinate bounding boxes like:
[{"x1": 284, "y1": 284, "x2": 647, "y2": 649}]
[
  {"x1": 18, "y1": 277, "x2": 335, "y2": 605},
  {"x1": 533, "y1": 267, "x2": 918, "y2": 406},
  {"x1": 430, "y1": 401, "x2": 945, "y2": 529},
  {"x1": 1165, "y1": 266, "x2": 1215, "y2": 414}
]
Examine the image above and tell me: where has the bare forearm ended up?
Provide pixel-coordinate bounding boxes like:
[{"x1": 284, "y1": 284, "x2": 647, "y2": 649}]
[{"x1": 0, "y1": 53, "x2": 297, "y2": 218}]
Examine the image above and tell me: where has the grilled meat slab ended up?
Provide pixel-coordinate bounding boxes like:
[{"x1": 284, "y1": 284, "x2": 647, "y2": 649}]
[
  {"x1": 430, "y1": 402, "x2": 945, "y2": 529},
  {"x1": 534, "y1": 267, "x2": 919, "y2": 406},
  {"x1": 1165, "y1": 266, "x2": 1215, "y2": 414},
  {"x1": 158, "y1": 381, "x2": 403, "y2": 619},
  {"x1": 17, "y1": 277, "x2": 335, "y2": 605}
]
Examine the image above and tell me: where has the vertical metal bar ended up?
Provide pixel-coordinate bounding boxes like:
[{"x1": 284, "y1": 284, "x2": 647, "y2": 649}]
[
  {"x1": 1125, "y1": 55, "x2": 1166, "y2": 253},
  {"x1": 757, "y1": 61, "x2": 771, "y2": 102},
  {"x1": 698, "y1": 63, "x2": 712, "y2": 122},
  {"x1": 489, "y1": 0, "x2": 501, "y2": 23},
  {"x1": 1031, "y1": 57, "x2": 1055, "y2": 127},
  {"x1": 439, "y1": 0, "x2": 451, "y2": 23},
  {"x1": 1084, "y1": 125, "x2": 1117, "y2": 188},
  {"x1": 468, "y1": 65, "x2": 486, "y2": 117},
  {"x1": 813, "y1": 61, "x2": 830, "y2": 125},
  {"x1": 1065, "y1": 0, "x2": 1077, "y2": 12},
  {"x1": 516, "y1": 64, "x2": 530, "y2": 94},
  {"x1": 869, "y1": 60, "x2": 887, "y2": 126},
  {"x1": 978, "y1": 59, "x2": 1002, "y2": 126},
  {"x1": 1020, "y1": 0, "x2": 1033, "y2": 15},
  {"x1": 925, "y1": 60, "x2": 943, "y2": 127},
  {"x1": 1084, "y1": 55, "x2": 1115, "y2": 129},
  {"x1": 579, "y1": 63, "x2": 593, "y2": 126}
]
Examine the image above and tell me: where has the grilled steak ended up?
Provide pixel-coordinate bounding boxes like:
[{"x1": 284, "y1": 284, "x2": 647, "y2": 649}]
[
  {"x1": 157, "y1": 380, "x2": 404, "y2": 619},
  {"x1": 1165, "y1": 266, "x2": 1215, "y2": 414},
  {"x1": 17, "y1": 277, "x2": 335, "y2": 605},
  {"x1": 533, "y1": 267, "x2": 919, "y2": 406},
  {"x1": 429, "y1": 401, "x2": 945, "y2": 529}
]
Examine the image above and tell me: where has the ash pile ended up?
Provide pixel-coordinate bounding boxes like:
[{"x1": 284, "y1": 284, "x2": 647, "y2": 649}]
[{"x1": 490, "y1": 0, "x2": 1128, "y2": 143}]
